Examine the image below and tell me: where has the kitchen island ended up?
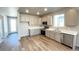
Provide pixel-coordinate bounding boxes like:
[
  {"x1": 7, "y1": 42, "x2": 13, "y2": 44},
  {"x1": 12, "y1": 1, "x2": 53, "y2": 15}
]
[{"x1": 28, "y1": 26, "x2": 44, "y2": 36}]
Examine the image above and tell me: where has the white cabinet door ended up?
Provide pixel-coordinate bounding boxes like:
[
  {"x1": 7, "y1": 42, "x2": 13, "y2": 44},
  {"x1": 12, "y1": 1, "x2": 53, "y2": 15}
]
[
  {"x1": 29, "y1": 16, "x2": 34, "y2": 26},
  {"x1": 30, "y1": 29, "x2": 41, "y2": 36},
  {"x1": 26, "y1": 15, "x2": 30, "y2": 22},
  {"x1": 20, "y1": 14, "x2": 30, "y2": 22},
  {"x1": 54, "y1": 32, "x2": 61, "y2": 42},
  {"x1": 20, "y1": 14, "x2": 26, "y2": 22},
  {"x1": 41, "y1": 16, "x2": 47, "y2": 22},
  {"x1": 20, "y1": 14, "x2": 41, "y2": 26},
  {"x1": 65, "y1": 9, "x2": 78, "y2": 26},
  {"x1": 47, "y1": 16, "x2": 53, "y2": 25},
  {"x1": 36, "y1": 17, "x2": 42, "y2": 26},
  {"x1": 50, "y1": 31, "x2": 55, "y2": 39},
  {"x1": 30, "y1": 16, "x2": 41, "y2": 26},
  {"x1": 46, "y1": 30, "x2": 49, "y2": 37},
  {"x1": 20, "y1": 22, "x2": 29, "y2": 37},
  {"x1": 76, "y1": 34, "x2": 79, "y2": 47},
  {"x1": 46, "y1": 30, "x2": 55, "y2": 39},
  {"x1": 46, "y1": 30, "x2": 61, "y2": 42},
  {"x1": 34, "y1": 17, "x2": 39, "y2": 25}
]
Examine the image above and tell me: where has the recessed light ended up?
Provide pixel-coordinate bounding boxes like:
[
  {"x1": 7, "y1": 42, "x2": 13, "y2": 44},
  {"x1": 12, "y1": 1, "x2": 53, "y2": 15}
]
[
  {"x1": 26, "y1": 10, "x2": 29, "y2": 13},
  {"x1": 44, "y1": 8, "x2": 48, "y2": 11},
  {"x1": 37, "y1": 12, "x2": 40, "y2": 15}
]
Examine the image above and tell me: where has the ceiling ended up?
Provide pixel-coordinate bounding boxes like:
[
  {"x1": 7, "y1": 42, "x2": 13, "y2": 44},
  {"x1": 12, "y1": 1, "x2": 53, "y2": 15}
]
[
  {"x1": 18, "y1": 7, "x2": 64, "y2": 16},
  {"x1": 0, "y1": 7, "x2": 18, "y2": 16}
]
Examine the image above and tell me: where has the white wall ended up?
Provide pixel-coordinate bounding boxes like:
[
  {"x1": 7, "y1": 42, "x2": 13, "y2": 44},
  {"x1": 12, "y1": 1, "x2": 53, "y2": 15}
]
[
  {"x1": 0, "y1": 16, "x2": 3, "y2": 38},
  {"x1": 0, "y1": 7, "x2": 18, "y2": 38},
  {"x1": 0, "y1": 8, "x2": 9, "y2": 38},
  {"x1": 3, "y1": 16, "x2": 8, "y2": 37}
]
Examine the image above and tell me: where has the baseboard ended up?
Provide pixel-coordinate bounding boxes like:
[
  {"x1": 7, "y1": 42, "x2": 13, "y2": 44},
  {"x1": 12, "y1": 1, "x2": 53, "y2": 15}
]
[{"x1": 8, "y1": 32, "x2": 18, "y2": 35}]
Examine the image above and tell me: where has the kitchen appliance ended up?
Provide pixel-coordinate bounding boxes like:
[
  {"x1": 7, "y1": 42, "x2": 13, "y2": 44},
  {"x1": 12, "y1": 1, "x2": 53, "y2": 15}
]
[
  {"x1": 61, "y1": 33, "x2": 73, "y2": 48},
  {"x1": 42, "y1": 22, "x2": 47, "y2": 25},
  {"x1": 41, "y1": 22, "x2": 49, "y2": 35}
]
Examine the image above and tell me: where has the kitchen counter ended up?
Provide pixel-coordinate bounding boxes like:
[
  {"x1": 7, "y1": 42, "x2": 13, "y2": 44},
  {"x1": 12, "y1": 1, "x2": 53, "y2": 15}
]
[
  {"x1": 28, "y1": 26, "x2": 44, "y2": 29},
  {"x1": 46, "y1": 28, "x2": 79, "y2": 50},
  {"x1": 60, "y1": 29, "x2": 78, "y2": 35},
  {"x1": 28, "y1": 26, "x2": 44, "y2": 36},
  {"x1": 46, "y1": 28, "x2": 78, "y2": 35},
  {"x1": 46, "y1": 28, "x2": 55, "y2": 31}
]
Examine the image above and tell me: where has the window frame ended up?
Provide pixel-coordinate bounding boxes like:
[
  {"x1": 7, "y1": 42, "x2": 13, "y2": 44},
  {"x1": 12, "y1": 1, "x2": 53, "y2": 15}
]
[{"x1": 53, "y1": 14, "x2": 65, "y2": 28}]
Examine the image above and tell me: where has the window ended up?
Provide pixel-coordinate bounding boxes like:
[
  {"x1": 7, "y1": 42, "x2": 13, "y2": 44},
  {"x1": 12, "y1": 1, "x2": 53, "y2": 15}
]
[
  {"x1": 9, "y1": 19, "x2": 16, "y2": 32},
  {"x1": 8, "y1": 17, "x2": 17, "y2": 33},
  {"x1": 53, "y1": 14, "x2": 64, "y2": 27}
]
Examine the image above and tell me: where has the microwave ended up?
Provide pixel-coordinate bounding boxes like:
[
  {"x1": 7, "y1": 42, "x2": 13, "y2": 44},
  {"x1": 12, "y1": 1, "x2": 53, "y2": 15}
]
[{"x1": 42, "y1": 22, "x2": 47, "y2": 25}]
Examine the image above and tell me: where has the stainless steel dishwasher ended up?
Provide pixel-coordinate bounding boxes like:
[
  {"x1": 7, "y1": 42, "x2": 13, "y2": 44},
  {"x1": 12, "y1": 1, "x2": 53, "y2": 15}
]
[{"x1": 61, "y1": 33, "x2": 74, "y2": 47}]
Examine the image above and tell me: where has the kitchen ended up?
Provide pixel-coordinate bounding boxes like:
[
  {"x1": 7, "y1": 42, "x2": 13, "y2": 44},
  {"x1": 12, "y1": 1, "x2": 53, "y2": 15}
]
[
  {"x1": 17, "y1": 7, "x2": 79, "y2": 51},
  {"x1": 0, "y1": 7, "x2": 79, "y2": 51},
  {"x1": 0, "y1": 0, "x2": 79, "y2": 59}
]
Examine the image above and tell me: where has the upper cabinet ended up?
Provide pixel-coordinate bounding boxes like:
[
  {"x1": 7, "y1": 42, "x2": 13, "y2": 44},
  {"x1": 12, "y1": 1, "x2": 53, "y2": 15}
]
[
  {"x1": 47, "y1": 16, "x2": 53, "y2": 25},
  {"x1": 65, "y1": 8, "x2": 78, "y2": 26},
  {"x1": 29, "y1": 16, "x2": 41, "y2": 26},
  {"x1": 41, "y1": 15, "x2": 53, "y2": 25},
  {"x1": 41, "y1": 16, "x2": 47, "y2": 22},
  {"x1": 20, "y1": 14, "x2": 30, "y2": 22},
  {"x1": 20, "y1": 13, "x2": 41, "y2": 26},
  {"x1": 20, "y1": 14, "x2": 26, "y2": 22}
]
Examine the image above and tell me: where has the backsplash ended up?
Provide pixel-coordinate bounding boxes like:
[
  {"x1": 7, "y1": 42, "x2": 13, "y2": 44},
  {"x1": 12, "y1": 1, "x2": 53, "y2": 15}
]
[
  {"x1": 65, "y1": 26, "x2": 79, "y2": 31},
  {"x1": 48, "y1": 25, "x2": 79, "y2": 32}
]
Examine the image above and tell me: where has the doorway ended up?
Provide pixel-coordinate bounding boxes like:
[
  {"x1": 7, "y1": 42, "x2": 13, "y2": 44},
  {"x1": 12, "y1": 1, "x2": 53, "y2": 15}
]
[{"x1": 8, "y1": 16, "x2": 17, "y2": 34}]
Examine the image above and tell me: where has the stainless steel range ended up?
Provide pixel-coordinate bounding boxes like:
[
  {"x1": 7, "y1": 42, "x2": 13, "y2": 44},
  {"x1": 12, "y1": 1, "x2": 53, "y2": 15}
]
[{"x1": 41, "y1": 22, "x2": 49, "y2": 35}]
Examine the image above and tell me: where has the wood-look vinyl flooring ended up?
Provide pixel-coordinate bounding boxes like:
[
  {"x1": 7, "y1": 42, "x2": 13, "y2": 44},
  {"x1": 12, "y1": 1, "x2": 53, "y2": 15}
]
[
  {"x1": 0, "y1": 33, "x2": 72, "y2": 51},
  {"x1": 20, "y1": 35, "x2": 72, "y2": 51}
]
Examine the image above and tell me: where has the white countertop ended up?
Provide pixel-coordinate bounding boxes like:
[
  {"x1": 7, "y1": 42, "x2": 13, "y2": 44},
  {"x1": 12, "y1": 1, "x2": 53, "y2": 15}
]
[
  {"x1": 46, "y1": 28, "x2": 55, "y2": 31},
  {"x1": 60, "y1": 29, "x2": 78, "y2": 35},
  {"x1": 46, "y1": 28, "x2": 78, "y2": 35},
  {"x1": 28, "y1": 26, "x2": 44, "y2": 29}
]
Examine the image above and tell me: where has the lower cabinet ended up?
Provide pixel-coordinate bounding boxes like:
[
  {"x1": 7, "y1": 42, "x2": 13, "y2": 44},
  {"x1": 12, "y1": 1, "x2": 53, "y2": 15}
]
[
  {"x1": 76, "y1": 34, "x2": 79, "y2": 47},
  {"x1": 50, "y1": 31, "x2": 55, "y2": 40},
  {"x1": 46, "y1": 30, "x2": 61, "y2": 42},
  {"x1": 20, "y1": 23, "x2": 29, "y2": 37},
  {"x1": 46, "y1": 30, "x2": 50, "y2": 37},
  {"x1": 61, "y1": 33, "x2": 74, "y2": 47},
  {"x1": 30, "y1": 29, "x2": 41, "y2": 36},
  {"x1": 54, "y1": 32, "x2": 61, "y2": 42}
]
